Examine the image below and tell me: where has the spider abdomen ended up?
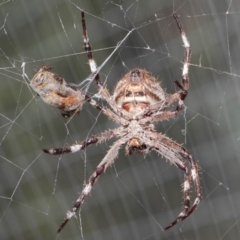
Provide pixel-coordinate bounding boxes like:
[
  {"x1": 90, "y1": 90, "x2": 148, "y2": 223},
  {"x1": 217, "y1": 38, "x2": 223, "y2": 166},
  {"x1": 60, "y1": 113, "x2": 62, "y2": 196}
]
[
  {"x1": 122, "y1": 102, "x2": 149, "y2": 113},
  {"x1": 113, "y1": 68, "x2": 165, "y2": 116}
]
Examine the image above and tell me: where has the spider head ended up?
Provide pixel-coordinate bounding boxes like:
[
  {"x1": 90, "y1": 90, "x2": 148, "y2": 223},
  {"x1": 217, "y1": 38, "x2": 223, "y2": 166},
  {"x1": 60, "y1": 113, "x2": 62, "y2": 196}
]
[{"x1": 126, "y1": 138, "x2": 148, "y2": 155}]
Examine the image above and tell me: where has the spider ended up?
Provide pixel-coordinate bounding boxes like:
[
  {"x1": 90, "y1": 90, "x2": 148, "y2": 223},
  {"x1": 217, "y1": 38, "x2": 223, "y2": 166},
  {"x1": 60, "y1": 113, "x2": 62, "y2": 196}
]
[{"x1": 30, "y1": 12, "x2": 202, "y2": 233}]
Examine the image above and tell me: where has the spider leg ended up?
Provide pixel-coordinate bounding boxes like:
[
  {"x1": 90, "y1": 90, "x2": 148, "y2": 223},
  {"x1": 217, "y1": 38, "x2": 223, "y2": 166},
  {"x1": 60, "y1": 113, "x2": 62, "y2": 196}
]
[
  {"x1": 57, "y1": 137, "x2": 127, "y2": 233},
  {"x1": 81, "y1": 11, "x2": 131, "y2": 120},
  {"x1": 139, "y1": 110, "x2": 179, "y2": 124},
  {"x1": 85, "y1": 95, "x2": 129, "y2": 126},
  {"x1": 81, "y1": 11, "x2": 111, "y2": 100},
  {"x1": 167, "y1": 13, "x2": 191, "y2": 112},
  {"x1": 81, "y1": 11, "x2": 103, "y2": 90},
  {"x1": 135, "y1": 14, "x2": 191, "y2": 121},
  {"x1": 144, "y1": 133, "x2": 202, "y2": 230},
  {"x1": 164, "y1": 158, "x2": 192, "y2": 230},
  {"x1": 43, "y1": 128, "x2": 121, "y2": 155}
]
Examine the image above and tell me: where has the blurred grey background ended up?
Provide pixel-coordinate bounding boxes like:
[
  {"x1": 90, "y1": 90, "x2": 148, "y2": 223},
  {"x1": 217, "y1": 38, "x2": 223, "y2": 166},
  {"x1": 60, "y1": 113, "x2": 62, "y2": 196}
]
[{"x1": 1, "y1": 0, "x2": 240, "y2": 239}]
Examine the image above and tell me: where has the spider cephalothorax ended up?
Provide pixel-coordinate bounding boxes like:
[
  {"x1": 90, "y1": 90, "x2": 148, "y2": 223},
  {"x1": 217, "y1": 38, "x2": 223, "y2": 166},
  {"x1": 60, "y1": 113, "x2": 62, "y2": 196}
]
[{"x1": 30, "y1": 11, "x2": 202, "y2": 234}]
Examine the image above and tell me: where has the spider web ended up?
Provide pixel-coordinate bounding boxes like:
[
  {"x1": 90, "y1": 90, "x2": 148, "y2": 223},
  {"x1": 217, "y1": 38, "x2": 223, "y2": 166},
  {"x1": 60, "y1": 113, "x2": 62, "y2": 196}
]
[{"x1": 1, "y1": 0, "x2": 240, "y2": 239}]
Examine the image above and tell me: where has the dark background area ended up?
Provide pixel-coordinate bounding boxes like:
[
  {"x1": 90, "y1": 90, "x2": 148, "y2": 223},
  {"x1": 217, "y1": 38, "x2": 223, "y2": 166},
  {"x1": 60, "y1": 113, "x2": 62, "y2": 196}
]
[{"x1": 1, "y1": 0, "x2": 240, "y2": 239}]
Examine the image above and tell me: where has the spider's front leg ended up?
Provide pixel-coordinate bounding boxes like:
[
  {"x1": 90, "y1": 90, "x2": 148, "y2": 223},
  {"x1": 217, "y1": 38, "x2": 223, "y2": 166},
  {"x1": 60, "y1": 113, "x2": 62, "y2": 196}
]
[
  {"x1": 144, "y1": 132, "x2": 202, "y2": 230},
  {"x1": 56, "y1": 137, "x2": 127, "y2": 233}
]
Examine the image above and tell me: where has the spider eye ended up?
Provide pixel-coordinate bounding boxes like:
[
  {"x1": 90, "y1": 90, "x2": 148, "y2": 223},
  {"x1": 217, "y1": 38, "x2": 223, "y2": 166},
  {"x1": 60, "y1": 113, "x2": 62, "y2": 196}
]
[{"x1": 130, "y1": 69, "x2": 142, "y2": 82}]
